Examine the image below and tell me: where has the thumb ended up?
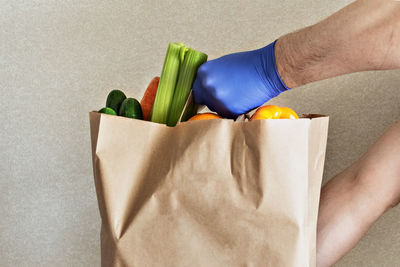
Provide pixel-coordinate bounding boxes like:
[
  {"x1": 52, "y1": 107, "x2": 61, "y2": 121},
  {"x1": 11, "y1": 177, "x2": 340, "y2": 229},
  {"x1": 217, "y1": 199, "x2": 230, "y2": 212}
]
[{"x1": 192, "y1": 76, "x2": 205, "y2": 105}]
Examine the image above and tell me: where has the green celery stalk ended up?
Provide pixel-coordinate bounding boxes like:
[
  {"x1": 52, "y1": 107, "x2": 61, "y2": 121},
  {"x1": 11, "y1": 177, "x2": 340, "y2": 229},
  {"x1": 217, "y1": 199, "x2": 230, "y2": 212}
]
[
  {"x1": 150, "y1": 43, "x2": 185, "y2": 124},
  {"x1": 166, "y1": 48, "x2": 208, "y2": 126},
  {"x1": 180, "y1": 101, "x2": 200, "y2": 122}
]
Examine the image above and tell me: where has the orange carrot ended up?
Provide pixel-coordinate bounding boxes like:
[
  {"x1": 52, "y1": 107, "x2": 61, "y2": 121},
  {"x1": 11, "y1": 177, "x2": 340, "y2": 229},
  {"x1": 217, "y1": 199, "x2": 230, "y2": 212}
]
[{"x1": 140, "y1": 76, "x2": 160, "y2": 121}]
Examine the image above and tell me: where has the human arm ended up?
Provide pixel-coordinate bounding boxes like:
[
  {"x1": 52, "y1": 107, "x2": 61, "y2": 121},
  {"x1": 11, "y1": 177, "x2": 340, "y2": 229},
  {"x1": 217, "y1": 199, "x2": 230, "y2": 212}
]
[
  {"x1": 275, "y1": 0, "x2": 400, "y2": 88},
  {"x1": 316, "y1": 119, "x2": 400, "y2": 267},
  {"x1": 273, "y1": 1, "x2": 400, "y2": 265},
  {"x1": 193, "y1": 0, "x2": 400, "y2": 117},
  {"x1": 192, "y1": 0, "x2": 400, "y2": 265}
]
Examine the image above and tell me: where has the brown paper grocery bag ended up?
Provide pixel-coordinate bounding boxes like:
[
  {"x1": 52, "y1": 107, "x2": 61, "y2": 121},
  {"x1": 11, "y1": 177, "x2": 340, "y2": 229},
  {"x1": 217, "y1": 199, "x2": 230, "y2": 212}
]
[{"x1": 89, "y1": 112, "x2": 329, "y2": 267}]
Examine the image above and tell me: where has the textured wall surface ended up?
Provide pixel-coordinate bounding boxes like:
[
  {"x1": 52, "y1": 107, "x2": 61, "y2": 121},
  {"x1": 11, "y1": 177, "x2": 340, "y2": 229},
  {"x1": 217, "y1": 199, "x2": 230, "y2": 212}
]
[{"x1": 1, "y1": 0, "x2": 399, "y2": 266}]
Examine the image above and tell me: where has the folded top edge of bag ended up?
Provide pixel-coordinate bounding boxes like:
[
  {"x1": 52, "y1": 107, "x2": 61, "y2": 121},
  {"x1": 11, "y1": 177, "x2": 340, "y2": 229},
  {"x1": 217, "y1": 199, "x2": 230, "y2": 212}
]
[{"x1": 89, "y1": 111, "x2": 327, "y2": 123}]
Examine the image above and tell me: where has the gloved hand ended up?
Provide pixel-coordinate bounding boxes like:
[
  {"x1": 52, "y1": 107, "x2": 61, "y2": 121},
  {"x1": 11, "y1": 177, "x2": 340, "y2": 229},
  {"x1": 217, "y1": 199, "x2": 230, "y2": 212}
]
[{"x1": 192, "y1": 40, "x2": 290, "y2": 118}]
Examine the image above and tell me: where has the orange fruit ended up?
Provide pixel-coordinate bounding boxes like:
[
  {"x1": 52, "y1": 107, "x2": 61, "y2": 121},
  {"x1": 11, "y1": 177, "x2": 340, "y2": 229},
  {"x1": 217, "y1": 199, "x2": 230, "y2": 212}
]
[
  {"x1": 250, "y1": 105, "x2": 282, "y2": 120},
  {"x1": 278, "y1": 107, "x2": 299, "y2": 119},
  {"x1": 188, "y1": 112, "x2": 222, "y2": 121},
  {"x1": 250, "y1": 105, "x2": 298, "y2": 120}
]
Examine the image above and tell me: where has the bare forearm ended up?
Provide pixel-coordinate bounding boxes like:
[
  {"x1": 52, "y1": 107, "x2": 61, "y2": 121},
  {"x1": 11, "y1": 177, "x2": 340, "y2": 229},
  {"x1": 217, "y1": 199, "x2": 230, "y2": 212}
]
[
  {"x1": 317, "y1": 119, "x2": 400, "y2": 267},
  {"x1": 316, "y1": 165, "x2": 389, "y2": 267},
  {"x1": 275, "y1": 0, "x2": 400, "y2": 88}
]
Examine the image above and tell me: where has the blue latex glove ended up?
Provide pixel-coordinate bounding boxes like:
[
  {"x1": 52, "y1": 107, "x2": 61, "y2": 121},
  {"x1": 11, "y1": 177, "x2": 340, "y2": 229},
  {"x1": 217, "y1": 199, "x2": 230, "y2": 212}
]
[{"x1": 192, "y1": 40, "x2": 290, "y2": 118}]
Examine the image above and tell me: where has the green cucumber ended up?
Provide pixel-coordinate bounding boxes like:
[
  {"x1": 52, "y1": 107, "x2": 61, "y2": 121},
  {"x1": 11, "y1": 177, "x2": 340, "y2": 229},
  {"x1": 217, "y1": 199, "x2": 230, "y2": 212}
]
[
  {"x1": 106, "y1": 90, "x2": 126, "y2": 112},
  {"x1": 119, "y1": 98, "x2": 143, "y2": 119},
  {"x1": 99, "y1": 107, "x2": 117, "y2": 115}
]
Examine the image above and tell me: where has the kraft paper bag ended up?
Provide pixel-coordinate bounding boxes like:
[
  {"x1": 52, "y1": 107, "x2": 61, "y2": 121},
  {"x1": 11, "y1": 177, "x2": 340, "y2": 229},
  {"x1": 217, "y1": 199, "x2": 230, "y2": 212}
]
[{"x1": 89, "y1": 111, "x2": 329, "y2": 267}]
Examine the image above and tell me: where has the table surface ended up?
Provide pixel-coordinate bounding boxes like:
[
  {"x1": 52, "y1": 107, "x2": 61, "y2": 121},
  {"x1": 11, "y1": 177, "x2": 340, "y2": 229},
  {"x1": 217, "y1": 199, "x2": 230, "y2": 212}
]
[{"x1": 1, "y1": 0, "x2": 399, "y2": 266}]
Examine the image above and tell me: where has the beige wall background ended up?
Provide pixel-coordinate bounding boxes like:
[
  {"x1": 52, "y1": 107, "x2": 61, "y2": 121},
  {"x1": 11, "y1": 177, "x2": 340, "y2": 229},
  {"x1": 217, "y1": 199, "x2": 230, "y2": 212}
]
[{"x1": 1, "y1": 0, "x2": 399, "y2": 266}]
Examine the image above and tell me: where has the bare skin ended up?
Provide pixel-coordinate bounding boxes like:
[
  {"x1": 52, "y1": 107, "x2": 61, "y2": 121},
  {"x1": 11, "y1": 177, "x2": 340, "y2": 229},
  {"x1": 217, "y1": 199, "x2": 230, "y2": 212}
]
[
  {"x1": 275, "y1": 0, "x2": 400, "y2": 88},
  {"x1": 317, "y1": 120, "x2": 400, "y2": 267},
  {"x1": 274, "y1": 0, "x2": 400, "y2": 266}
]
